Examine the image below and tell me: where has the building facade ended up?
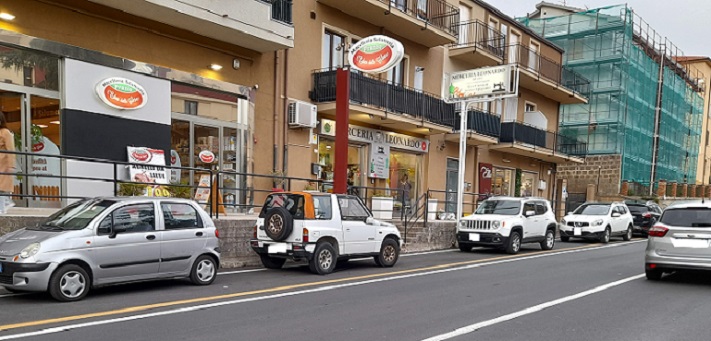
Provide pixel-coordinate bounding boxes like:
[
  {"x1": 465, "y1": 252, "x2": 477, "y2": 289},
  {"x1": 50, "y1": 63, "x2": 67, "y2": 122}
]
[{"x1": 676, "y1": 57, "x2": 711, "y2": 186}]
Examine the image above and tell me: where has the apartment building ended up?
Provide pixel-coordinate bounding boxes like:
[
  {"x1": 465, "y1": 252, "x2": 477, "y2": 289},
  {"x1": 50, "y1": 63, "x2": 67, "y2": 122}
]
[
  {"x1": 521, "y1": 4, "x2": 706, "y2": 198},
  {"x1": 0, "y1": 0, "x2": 293, "y2": 209},
  {"x1": 677, "y1": 57, "x2": 711, "y2": 187}
]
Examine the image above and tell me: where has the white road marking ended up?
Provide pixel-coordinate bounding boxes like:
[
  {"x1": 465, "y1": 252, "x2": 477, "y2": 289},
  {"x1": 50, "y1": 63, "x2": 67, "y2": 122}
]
[
  {"x1": 0, "y1": 240, "x2": 644, "y2": 340},
  {"x1": 420, "y1": 274, "x2": 646, "y2": 341}
]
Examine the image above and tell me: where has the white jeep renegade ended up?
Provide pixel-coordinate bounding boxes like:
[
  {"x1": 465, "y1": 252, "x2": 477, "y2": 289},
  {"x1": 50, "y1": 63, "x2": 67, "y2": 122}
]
[{"x1": 457, "y1": 197, "x2": 557, "y2": 254}]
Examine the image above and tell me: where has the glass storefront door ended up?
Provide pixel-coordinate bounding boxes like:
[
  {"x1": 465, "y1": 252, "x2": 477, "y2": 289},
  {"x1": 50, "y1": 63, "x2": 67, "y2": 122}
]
[{"x1": 445, "y1": 158, "x2": 459, "y2": 213}]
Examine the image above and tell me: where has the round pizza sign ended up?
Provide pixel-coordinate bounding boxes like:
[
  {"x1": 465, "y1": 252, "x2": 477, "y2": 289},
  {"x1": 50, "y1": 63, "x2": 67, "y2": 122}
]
[
  {"x1": 95, "y1": 77, "x2": 148, "y2": 110},
  {"x1": 199, "y1": 150, "x2": 216, "y2": 164},
  {"x1": 348, "y1": 35, "x2": 404, "y2": 74}
]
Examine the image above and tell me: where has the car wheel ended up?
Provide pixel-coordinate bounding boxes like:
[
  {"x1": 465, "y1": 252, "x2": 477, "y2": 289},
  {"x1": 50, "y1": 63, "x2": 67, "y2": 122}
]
[
  {"x1": 645, "y1": 268, "x2": 663, "y2": 281},
  {"x1": 599, "y1": 227, "x2": 610, "y2": 244},
  {"x1": 309, "y1": 242, "x2": 337, "y2": 275},
  {"x1": 190, "y1": 255, "x2": 217, "y2": 285},
  {"x1": 264, "y1": 207, "x2": 294, "y2": 242},
  {"x1": 505, "y1": 231, "x2": 522, "y2": 254},
  {"x1": 623, "y1": 225, "x2": 633, "y2": 241},
  {"x1": 560, "y1": 235, "x2": 570, "y2": 242},
  {"x1": 458, "y1": 243, "x2": 472, "y2": 252},
  {"x1": 374, "y1": 238, "x2": 400, "y2": 268},
  {"x1": 540, "y1": 229, "x2": 555, "y2": 250},
  {"x1": 259, "y1": 254, "x2": 286, "y2": 269},
  {"x1": 49, "y1": 264, "x2": 90, "y2": 302}
]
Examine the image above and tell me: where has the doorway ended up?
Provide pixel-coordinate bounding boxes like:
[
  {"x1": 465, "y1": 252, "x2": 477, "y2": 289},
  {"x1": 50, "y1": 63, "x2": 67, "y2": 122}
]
[{"x1": 445, "y1": 158, "x2": 459, "y2": 213}]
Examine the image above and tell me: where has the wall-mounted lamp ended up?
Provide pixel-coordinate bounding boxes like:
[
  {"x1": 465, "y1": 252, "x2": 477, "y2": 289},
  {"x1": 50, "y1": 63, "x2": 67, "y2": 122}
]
[
  {"x1": 232, "y1": 59, "x2": 240, "y2": 70},
  {"x1": 0, "y1": 13, "x2": 15, "y2": 21},
  {"x1": 502, "y1": 158, "x2": 511, "y2": 163},
  {"x1": 209, "y1": 64, "x2": 223, "y2": 71}
]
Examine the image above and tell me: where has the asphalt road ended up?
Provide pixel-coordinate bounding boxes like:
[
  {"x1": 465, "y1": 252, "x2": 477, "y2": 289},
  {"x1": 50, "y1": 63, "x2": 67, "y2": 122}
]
[{"x1": 1, "y1": 238, "x2": 709, "y2": 341}]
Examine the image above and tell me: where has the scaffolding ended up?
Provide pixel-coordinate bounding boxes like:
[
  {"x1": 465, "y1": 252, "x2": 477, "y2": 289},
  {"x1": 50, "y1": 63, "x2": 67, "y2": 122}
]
[{"x1": 520, "y1": 4, "x2": 705, "y2": 188}]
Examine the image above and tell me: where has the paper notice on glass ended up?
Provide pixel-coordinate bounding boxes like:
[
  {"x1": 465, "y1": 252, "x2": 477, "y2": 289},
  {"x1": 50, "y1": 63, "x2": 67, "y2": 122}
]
[{"x1": 368, "y1": 142, "x2": 390, "y2": 179}]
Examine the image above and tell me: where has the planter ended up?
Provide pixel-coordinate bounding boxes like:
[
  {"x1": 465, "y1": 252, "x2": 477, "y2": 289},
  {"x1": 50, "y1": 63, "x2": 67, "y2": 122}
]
[
  {"x1": 371, "y1": 196, "x2": 394, "y2": 220},
  {"x1": 427, "y1": 198, "x2": 438, "y2": 221}
]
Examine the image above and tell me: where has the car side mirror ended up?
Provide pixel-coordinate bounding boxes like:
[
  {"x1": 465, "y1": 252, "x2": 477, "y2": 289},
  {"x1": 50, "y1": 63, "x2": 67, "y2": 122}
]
[
  {"x1": 611, "y1": 212, "x2": 621, "y2": 218},
  {"x1": 567, "y1": 211, "x2": 573, "y2": 215},
  {"x1": 109, "y1": 225, "x2": 129, "y2": 239},
  {"x1": 366, "y1": 217, "x2": 375, "y2": 225},
  {"x1": 525, "y1": 210, "x2": 536, "y2": 217}
]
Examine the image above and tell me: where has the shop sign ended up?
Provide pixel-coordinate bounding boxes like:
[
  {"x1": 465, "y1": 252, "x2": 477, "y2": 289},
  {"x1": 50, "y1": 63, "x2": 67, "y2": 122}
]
[
  {"x1": 348, "y1": 35, "x2": 405, "y2": 74},
  {"x1": 320, "y1": 119, "x2": 429, "y2": 153},
  {"x1": 170, "y1": 150, "x2": 181, "y2": 184},
  {"x1": 127, "y1": 147, "x2": 168, "y2": 185},
  {"x1": 448, "y1": 65, "x2": 516, "y2": 102},
  {"x1": 478, "y1": 163, "x2": 493, "y2": 200},
  {"x1": 198, "y1": 150, "x2": 216, "y2": 164},
  {"x1": 369, "y1": 142, "x2": 390, "y2": 179},
  {"x1": 95, "y1": 77, "x2": 148, "y2": 110}
]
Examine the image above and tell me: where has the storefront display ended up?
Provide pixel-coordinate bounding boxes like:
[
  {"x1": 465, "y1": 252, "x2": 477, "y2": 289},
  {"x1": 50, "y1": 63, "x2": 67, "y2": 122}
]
[
  {"x1": 493, "y1": 168, "x2": 514, "y2": 196},
  {"x1": 520, "y1": 172, "x2": 537, "y2": 197}
]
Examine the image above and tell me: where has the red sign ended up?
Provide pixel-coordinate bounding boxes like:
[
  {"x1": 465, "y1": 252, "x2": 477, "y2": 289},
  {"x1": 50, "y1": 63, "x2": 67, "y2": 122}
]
[
  {"x1": 32, "y1": 142, "x2": 45, "y2": 152},
  {"x1": 479, "y1": 163, "x2": 493, "y2": 199},
  {"x1": 199, "y1": 150, "x2": 215, "y2": 164},
  {"x1": 131, "y1": 148, "x2": 152, "y2": 162},
  {"x1": 348, "y1": 35, "x2": 404, "y2": 74},
  {"x1": 95, "y1": 77, "x2": 148, "y2": 110}
]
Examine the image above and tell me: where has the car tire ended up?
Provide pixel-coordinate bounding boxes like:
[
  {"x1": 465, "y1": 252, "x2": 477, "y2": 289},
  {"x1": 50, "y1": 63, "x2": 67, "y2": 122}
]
[
  {"x1": 48, "y1": 264, "x2": 91, "y2": 302},
  {"x1": 540, "y1": 229, "x2": 555, "y2": 250},
  {"x1": 259, "y1": 254, "x2": 286, "y2": 269},
  {"x1": 459, "y1": 243, "x2": 472, "y2": 252},
  {"x1": 309, "y1": 242, "x2": 337, "y2": 275},
  {"x1": 505, "y1": 231, "x2": 522, "y2": 254},
  {"x1": 374, "y1": 238, "x2": 400, "y2": 268},
  {"x1": 264, "y1": 207, "x2": 294, "y2": 242},
  {"x1": 623, "y1": 225, "x2": 633, "y2": 241},
  {"x1": 645, "y1": 268, "x2": 663, "y2": 281},
  {"x1": 599, "y1": 227, "x2": 610, "y2": 244},
  {"x1": 190, "y1": 255, "x2": 217, "y2": 285},
  {"x1": 560, "y1": 235, "x2": 570, "y2": 242}
]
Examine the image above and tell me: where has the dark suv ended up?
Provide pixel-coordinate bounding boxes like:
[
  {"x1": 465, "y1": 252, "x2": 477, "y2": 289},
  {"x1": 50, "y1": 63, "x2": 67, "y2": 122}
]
[{"x1": 626, "y1": 201, "x2": 662, "y2": 236}]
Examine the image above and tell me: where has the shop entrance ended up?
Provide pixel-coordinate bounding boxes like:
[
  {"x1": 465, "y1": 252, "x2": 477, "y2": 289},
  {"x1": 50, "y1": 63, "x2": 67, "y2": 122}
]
[{"x1": 445, "y1": 158, "x2": 459, "y2": 213}]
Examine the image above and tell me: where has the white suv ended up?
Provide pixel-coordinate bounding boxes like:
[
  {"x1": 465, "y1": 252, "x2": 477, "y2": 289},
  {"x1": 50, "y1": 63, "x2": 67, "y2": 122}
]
[
  {"x1": 457, "y1": 197, "x2": 557, "y2": 254},
  {"x1": 560, "y1": 202, "x2": 634, "y2": 243}
]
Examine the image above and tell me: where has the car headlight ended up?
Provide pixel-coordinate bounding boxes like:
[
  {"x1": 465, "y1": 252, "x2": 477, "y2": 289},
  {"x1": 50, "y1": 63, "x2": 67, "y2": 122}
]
[
  {"x1": 492, "y1": 221, "x2": 501, "y2": 230},
  {"x1": 593, "y1": 219, "x2": 604, "y2": 226},
  {"x1": 561, "y1": 219, "x2": 567, "y2": 225},
  {"x1": 20, "y1": 242, "x2": 40, "y2": 259}
]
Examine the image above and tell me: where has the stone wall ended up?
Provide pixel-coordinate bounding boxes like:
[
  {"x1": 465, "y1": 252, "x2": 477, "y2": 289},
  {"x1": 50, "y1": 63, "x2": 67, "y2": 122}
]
[
  {"x1": 557, "y1": 155, "x2": 622, "y2": 196},
  {"x1": 0, "y1": 215, "x2": 458, "y2": 268}
]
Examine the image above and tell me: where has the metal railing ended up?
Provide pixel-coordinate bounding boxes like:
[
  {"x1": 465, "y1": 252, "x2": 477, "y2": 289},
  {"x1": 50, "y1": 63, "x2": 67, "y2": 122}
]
[
  {"x1": 449, "y1": 109, "x2": 502, "y2": 138},
  {"x1": 500, "y1": 121, "x2": 587, "y2": 156},
  {"x1": 450, "y1": 20, "x2": 505, "y2": 59},
  {"x1": 270, "y1": 0, "x2": 292, "y2": 24},
  {"x1": 505, "y1": 44, "x2": 591, "y2": 97},
  {"x1": 380, "y1": 0, "x2": 460, "y2": 37},
  {"x1": 309, "y1": 69, "x2": 457, "y2": 129}
]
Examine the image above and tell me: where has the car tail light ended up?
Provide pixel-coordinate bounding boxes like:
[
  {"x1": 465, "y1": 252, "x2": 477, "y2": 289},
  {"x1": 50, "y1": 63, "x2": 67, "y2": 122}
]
[
  {"x1": 253, "y1": 225, "x2": 258, "y2": 239},
  {"x1": 215, "y1": 229, "x2": 220, "y2": 238},
  {"x1": 303, "y1": 228, "x2": 309, "y2": 243},
  {"x1": 648, "y1": 225, "x2": 669, "y2": 237},
  {"x1": 643, "y1": 213, "x2": 652, "y2": 218}
]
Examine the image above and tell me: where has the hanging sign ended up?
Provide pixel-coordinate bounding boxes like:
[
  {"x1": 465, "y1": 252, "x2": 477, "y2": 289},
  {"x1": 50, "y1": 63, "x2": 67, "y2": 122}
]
[
  {"x1": 96, "y1": 77, "x2": 148, "y2": 110},
  {"x1": 198, "y1": 150, "x2": 216, "y2": 164},
  {"x1": 348, "y1": 35, "x2": 405, "y2": 73},
  {"x1": 127, "y1": 147, "x2": 168, "y2": 184},
  {"x1": 447, "y1": 65, "x2": 517, "y2": 102}
]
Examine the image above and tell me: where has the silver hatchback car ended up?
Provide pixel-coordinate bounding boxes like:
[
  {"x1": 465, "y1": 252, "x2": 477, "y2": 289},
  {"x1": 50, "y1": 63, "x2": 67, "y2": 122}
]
[
  {"x1": 645, "y1": 201, "x2": 711, "y2": 280},
  {"x1": 0, "y1": 197, "x2": 220, "y2": 301}
]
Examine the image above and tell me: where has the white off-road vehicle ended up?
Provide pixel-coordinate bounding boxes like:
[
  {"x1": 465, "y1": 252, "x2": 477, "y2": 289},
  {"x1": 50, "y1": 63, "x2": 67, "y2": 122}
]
[
  {"x1": 457, "y1": 197, "x2": 558, "y2": 254},
  {"x1": 250, "y1": 192, "x2": 403, "y2": 275}
]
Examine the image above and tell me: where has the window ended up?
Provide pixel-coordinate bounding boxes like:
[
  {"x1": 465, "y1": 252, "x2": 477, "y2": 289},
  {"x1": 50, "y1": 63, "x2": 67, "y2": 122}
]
[
  {"x1": 162, "y1": 203, "x2": 202, "y2": 229},
  {"x1": 259, "y1": 194, "x2": 305, "y2": 219},
  {"x1": 99, "y1": 204, "x2": 156, "y2": 235},
  {"x1": 387, "y1": 58, "x2": 406, "y2": 85},
  {"x1": 535, "y1": 202, "x2": 548, "y2": 215},
  {"x1": 323, "y1": 30, "x2": 346, "y2": 70},
  {"x1": 338, "y1": 196, "x2": 370, "y2": 220},
  {"x1": 475, "y1": 200, "x2": 521, "y2": 216},
  {"x1": 661, "y1": 208, "x2": 711, "y2": 227},
  {"x1": 523, "y1": 202, "x2": 536, "y2": 215},
  {"x1": 706, "y1": 130, "x2": 709, "y2": 146},
  {"x1": 525, "y1": 102, "x2": 537, "y2": 112},
  {"x1": 34, "y1": 199, "x2": 114, "y2": 231},
  {"x1": 23, "y1": 66, "x2": 33, "y2": 87},
  {"x1": 313, "y1": 195, "x2": 333, "y2": 220},
  {"x1": 185, "y1": 100, "x2": 198, "y2": 115},
  {"x1": 573, "y1": 204, "x2": 610, "y2": 216}
]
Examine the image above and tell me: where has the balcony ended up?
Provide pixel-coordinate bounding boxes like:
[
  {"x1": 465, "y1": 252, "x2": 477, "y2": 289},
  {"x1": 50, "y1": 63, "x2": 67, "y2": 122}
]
[
  {"x1": 309, "y1": 69, "x2": 456, "y2": 135},
  {"x1": 317, "y1": 0, "x2": 459, "y2": 47},
  {"x1": 449, "y1": 20, "x2": 505, "y2": 67},
  {"x1": 490, "y1": 121, "x2": 586, "y2": 163},
  {"x1": 444, "y1": 109, "x2": 500, "y2": 145},
  {"x1": 88, "y1": 0, "x2": 294, "y2": 51},
  {"x1": 505, "y1": 44, "x2": 590, "y2": 104}
]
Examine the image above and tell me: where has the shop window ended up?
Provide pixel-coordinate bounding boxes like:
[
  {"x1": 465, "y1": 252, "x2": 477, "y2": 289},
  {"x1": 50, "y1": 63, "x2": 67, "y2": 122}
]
[
  {"x1": 0, "y1": 45, "x2": 59, "y2": 90},
  {"x1": 389, "y1": 150, "x2": 420, "y2": 214},
  {"x1": 493, "y1": 168, "x2": 513, "y2": 196},
  {"x1": 520, "y1": 172, "x2": 537, "y2": 197},
  {"x1": 318, "y1": 139, "x2": 363, "y2": 188}
]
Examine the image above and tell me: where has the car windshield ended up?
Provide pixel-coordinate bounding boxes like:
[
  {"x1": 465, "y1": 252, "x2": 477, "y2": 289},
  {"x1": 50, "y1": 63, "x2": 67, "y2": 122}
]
[
  {"x1": 475, "y1": 200, "x2": 521, "y2": 216},
  {"x1": 660, "y1": 208, "x2": 711, "y2": 227},
  {"x1": 573, "y1": 204, "x2": 610, "y2": 216},
  {"x1": 29, "y1": 199, "x2": 115, "y2": 231},
  {"x1": 259, "y1": 193, "x2": 305, "y2": 219}
]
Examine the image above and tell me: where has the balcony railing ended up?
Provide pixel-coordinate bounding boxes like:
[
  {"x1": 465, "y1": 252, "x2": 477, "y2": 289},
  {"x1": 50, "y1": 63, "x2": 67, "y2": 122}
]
[
  {"x1": 506, "y1": 44, "x2": 591, "y2": 96},
  {"x1": 452, "y1": 109, "x2": 501, "y2": 138},
  {"x1": 500, "y1": 121, "x2": 587, "y2": 156},
  {"x1": 450, "y1": 20, "x2": 505, "y2": 59},
  {"x1": 309, "y1": 69, "x2": 457, "y2": 128},
  {"x1": 380, "y1": 0, "x2": 460, "y2": 37},
  {"x1": 270, "y1": 0, "x2": 293, "y2": 24}
]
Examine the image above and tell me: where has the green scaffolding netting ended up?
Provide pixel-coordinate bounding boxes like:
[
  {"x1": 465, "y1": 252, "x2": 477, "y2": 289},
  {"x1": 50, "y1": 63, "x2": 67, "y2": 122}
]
[{"x1": 520, "y1": 4, "x2": 704, "y2": 186}]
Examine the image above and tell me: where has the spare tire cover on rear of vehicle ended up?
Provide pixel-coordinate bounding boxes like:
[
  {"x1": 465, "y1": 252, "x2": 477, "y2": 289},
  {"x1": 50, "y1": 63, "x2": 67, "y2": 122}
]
[{"x1": 264, "y1": 207, "x2": 294, "y2": 241}]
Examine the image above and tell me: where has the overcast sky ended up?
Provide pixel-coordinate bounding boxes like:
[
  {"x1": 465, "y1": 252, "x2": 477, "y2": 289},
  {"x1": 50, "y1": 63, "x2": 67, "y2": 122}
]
[{"x1": 484, "y1": 0, "x2": 711, "y2": 58}]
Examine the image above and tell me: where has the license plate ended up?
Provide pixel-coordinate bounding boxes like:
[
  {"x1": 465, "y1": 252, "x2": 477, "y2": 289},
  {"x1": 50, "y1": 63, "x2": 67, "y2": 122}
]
[
  {"x1": 672, "y1": 239, "x2": 709, "y2": 249},
  {"x1": 574, "y1": 228, "x2": 582, "y2": 236},
  {"x1": 469, "y1": 233, "x2": 480, "y2": 242},
  {"x1": 267, "y1": 243, "x2": 288, "y2": 254}
]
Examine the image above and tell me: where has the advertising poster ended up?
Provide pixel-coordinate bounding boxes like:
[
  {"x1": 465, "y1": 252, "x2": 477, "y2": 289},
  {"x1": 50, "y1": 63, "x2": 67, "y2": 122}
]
[
  {"x1": 369, "y1": 142, "x2": 390, "y2": 179},
  {"x1": 127, "y1": 147, "x2": 169, "y2": 184},
  {"x1": 194, "y1": 174, "x2": 212, "y2": 204}
]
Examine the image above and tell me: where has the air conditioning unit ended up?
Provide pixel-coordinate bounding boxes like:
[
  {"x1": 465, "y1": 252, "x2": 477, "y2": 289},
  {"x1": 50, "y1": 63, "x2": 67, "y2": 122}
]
[{"x1": 288, "y1": 100, "x2": 317, "y2": 128}]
